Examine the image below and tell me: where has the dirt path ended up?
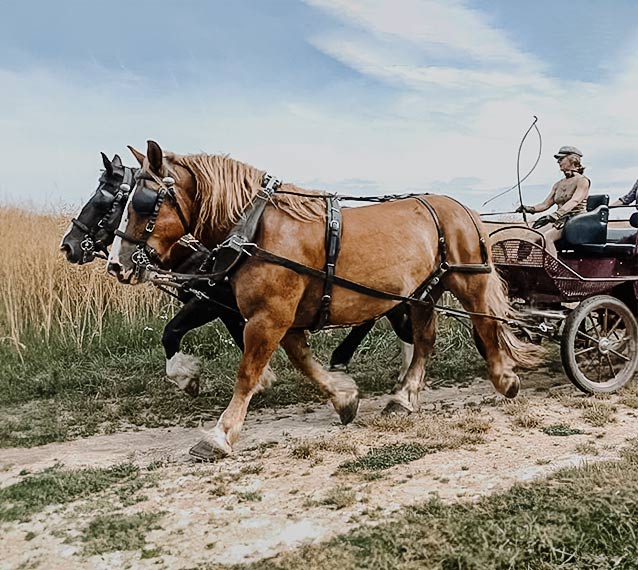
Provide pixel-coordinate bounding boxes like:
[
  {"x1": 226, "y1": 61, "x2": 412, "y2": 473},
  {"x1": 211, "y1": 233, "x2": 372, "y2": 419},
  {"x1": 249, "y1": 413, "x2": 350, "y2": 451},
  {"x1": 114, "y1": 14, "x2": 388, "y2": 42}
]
[{"x1": 2, "y1": 370, "x2": 638, "y2": 570}]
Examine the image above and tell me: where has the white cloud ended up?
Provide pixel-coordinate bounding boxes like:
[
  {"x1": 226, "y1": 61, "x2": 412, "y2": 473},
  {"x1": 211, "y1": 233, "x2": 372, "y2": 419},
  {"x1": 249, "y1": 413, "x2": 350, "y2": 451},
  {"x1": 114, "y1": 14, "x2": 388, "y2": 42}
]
[{"x1": 306, "y1": 0, "x2": 538, "y2": 68}]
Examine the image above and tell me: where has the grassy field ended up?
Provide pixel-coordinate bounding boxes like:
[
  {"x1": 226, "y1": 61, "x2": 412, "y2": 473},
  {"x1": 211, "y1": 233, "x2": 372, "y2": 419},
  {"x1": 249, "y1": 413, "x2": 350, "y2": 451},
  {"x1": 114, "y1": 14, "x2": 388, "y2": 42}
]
[{"x1": 0, "y1": 206, "x2": 485, "y2": 447}]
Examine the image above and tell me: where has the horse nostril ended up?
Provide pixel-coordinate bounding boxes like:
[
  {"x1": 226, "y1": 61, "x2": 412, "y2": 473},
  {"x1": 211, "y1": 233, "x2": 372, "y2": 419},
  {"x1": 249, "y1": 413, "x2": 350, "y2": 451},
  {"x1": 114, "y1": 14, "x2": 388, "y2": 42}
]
[
  {"x1": 107, "y1": 262, "x2": 122, "y2": 278},
  {"x1": 60, "y1": 242, "x2": 79, "y2": 263}
]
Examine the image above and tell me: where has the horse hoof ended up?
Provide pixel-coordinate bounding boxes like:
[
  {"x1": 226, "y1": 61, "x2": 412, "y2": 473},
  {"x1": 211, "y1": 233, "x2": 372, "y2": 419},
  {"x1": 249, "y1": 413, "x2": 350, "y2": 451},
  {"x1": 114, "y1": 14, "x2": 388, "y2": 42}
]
[
  {"x1": 189, "y1": 438, "x2": 230, "y2": 462},
  {"x1": 504, "y1": 377, "x2": 520, "y2": 399},
  {"x1": 382, "y1": 400, "x2": 413, "y2": 416},
  {"x1": 337, "y1": 396, "x2": 360, "y2": 425},
  {"x1": 183, "y1": 378, "x2": 200, "y2": 398},
  {"x1": 329, "y1": 363, "x2": 348, "y2": 372}
]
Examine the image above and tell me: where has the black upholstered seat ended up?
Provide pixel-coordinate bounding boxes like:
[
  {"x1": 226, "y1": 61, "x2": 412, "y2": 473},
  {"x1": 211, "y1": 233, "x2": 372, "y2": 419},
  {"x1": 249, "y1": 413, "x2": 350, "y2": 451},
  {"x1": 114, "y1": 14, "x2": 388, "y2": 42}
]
[{"x1": 557, "y1": 195, "x2": 636, "y2": 255}]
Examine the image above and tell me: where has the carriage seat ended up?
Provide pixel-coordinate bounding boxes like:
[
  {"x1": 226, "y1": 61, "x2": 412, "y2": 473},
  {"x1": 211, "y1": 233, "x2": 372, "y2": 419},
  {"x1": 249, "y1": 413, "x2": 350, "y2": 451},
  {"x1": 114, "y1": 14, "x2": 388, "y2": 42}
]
[{"x1": 557, "y1": 194, "x2": 636, "y2": 255}]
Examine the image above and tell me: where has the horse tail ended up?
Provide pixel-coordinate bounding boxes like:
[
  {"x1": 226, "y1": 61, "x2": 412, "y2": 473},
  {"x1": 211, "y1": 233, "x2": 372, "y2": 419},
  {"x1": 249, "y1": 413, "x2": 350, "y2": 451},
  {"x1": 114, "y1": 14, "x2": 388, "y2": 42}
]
[{"x1": 483, "y1": 268, "x2": 544, "y2": 368}]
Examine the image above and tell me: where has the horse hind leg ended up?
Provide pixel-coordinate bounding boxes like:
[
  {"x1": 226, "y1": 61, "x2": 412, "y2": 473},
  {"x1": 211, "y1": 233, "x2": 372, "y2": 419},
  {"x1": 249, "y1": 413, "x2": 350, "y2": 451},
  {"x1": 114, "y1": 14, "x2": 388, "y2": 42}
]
[
  {"x1": 281, "y1": 330, "x2": 360, "y2": 425},
  {"x1": 384, "y1": 305, "x2": 436, "y2": 415},
  {"x1": 446, "y1": 271, "x2": 540, "y2": 399}
]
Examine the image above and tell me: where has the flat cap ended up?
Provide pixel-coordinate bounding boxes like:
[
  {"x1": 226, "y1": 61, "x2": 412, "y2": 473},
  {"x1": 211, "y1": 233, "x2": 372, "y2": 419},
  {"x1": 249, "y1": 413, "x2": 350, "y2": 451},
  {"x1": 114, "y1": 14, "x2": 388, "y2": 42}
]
[{"x1": 554, "y1": 145, "x2": 583, "y2": 159}]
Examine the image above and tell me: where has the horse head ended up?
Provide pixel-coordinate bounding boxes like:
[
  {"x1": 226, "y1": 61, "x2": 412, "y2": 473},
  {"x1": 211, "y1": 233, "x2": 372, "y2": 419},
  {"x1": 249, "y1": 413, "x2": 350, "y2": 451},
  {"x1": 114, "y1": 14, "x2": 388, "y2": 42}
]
[
  {"x1": 60, "y1": 153, "x2": 134, "y2": 264},
  {"x1": 108, "y1": 140, "x2": 197, "y2": 284}
]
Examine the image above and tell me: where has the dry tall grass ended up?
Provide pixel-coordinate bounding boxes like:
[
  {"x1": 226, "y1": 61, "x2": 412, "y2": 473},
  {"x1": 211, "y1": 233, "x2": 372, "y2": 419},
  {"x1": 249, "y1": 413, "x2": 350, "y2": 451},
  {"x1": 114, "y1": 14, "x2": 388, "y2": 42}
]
[{"x1": 0, "y1": 206, "x2": 166, "y2": 353}]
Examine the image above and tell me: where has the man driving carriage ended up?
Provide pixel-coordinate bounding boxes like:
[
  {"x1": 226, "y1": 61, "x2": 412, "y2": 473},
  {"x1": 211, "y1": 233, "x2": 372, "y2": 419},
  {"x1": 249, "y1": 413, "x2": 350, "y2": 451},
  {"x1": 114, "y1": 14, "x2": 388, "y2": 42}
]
[{"x1": 516, "y1": 146, "x2": 590, "y2": 257}]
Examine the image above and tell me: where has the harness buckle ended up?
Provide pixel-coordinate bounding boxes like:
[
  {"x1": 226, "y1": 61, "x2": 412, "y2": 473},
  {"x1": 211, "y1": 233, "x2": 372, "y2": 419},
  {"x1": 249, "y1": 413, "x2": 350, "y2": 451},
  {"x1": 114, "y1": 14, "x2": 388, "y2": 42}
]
[
  {"x1": 262, "y1": 173, "x2": 282, "y2": 193},
  {"x1": 80, "y1": 237, "x2": 94, "y2": 252}
]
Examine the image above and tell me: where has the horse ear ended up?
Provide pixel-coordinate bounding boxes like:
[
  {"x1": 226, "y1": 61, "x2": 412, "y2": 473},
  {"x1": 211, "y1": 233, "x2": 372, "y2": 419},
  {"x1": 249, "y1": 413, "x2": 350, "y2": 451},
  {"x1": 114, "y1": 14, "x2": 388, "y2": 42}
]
[
  {"x1": 101, "y1": 152, "x2": 113, "y2": 176},
  {"x1": 147, "y1": 140, "x2": 163, "y2": 175},
  {"x1": 127, "y1": 145, "x2": 146, "y2": 166},
  {"x1": 111, "y1": 154, "x2": 122, "y2": 168}
]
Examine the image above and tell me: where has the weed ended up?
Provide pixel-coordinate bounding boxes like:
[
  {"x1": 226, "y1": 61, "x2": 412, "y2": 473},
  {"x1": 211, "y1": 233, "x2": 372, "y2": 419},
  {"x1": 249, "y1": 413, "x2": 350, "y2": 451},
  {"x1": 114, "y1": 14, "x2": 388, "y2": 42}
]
[
  {"x1": 140, "y1": 547, "x2": 162, "y2": 559},
  {"x1": 575, "y1": 442, "x2": 599, "y2": 456},
  {"x1": 619, "y1": 385, "x2": 638, "y2": 409},
  {"x1": 360, "y1": 415, "x2": 416, "y2": 433},
  {"x1": 322, "y1": 486, "x2": 356, "y2": 510},
  {"x1": 290, "y1": 437, "x2": 359, "y2": 460},
  {"x1": 239, "y1": 463, "x2": 264, "y2": 476},
  {"x1": 237, "y1": 491, "x2": 262, "y2": 503},
  {"x1": 513, "y1": 412, "x2": 541, "y2": 429},
  {"x1": 581, "y1": 401, "x2": 617, "y2": 427}
]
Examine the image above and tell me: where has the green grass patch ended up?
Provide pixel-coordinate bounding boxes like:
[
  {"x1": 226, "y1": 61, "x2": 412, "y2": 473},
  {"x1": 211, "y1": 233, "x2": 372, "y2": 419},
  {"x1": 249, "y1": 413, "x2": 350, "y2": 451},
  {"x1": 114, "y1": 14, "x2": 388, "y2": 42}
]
[
  {"x1": 338, "y1": 443, "x2": 433, "y2": 473},
  {"x1": 0, "y1": 463, "x2": 139, "y2": 522},
  {"x1": 221, "y1": 443, "x2": 638, "y2": 570},
  {"x1": 541, "y1": 424, "x2": 584, "y2": 436},
  {"x1": 81, "y1": 511, "x2": 164, "y2": 555}
]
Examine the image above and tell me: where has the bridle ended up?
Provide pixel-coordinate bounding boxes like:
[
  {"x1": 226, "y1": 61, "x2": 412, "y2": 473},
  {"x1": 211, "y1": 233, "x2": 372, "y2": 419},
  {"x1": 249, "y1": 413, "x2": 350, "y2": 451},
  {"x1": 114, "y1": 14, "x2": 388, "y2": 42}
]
[
  {"x1": 72, "y1": 167, "x2": 135, "y2": 262},
  {"x1": 114, "y1": 173, "x2": 191, "y2": 273}
]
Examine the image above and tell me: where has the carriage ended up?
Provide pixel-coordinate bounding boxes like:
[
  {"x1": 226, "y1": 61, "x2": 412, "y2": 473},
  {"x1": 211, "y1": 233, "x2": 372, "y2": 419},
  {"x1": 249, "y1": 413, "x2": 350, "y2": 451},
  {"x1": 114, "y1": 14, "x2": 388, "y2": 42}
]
[{"x1": 486, "y1": 194, "x2": 638, "y2": 394}]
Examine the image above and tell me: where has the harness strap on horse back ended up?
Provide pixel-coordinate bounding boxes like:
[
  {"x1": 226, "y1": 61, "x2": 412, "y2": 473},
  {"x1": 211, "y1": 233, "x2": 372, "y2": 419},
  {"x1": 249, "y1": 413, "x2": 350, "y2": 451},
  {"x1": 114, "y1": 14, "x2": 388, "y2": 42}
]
[
  {"x1": 211, "y1": 173, "x2": 282, "y2": 275},
  {"x1": 313, "y1": 196, "x2": 342, "y2": 331}
]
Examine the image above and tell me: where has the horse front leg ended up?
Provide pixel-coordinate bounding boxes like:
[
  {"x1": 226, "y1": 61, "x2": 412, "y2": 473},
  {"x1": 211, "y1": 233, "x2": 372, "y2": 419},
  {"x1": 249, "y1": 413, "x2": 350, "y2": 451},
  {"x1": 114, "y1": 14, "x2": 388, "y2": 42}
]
[
  {"x1": 282, "y1": 329, "x2": 360, "y2": 425},
  {"x1": 163, "y1": 297, "x2": 220, "y2": 397},
  {"x1": 189, "y1": 315, "x2": 287, "y2": 460}
]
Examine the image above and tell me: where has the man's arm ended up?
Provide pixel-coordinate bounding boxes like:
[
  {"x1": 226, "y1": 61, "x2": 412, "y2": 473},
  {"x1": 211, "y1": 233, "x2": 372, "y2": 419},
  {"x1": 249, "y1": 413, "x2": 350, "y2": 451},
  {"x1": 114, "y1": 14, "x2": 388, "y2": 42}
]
[{"x1": 611, "y1": 179, "x2": 638, "y2": 207}]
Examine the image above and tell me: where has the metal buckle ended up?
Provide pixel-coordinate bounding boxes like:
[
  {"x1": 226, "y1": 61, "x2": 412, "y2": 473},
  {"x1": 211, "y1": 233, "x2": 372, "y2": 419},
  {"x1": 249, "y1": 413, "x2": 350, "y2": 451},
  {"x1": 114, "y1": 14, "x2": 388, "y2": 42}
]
[
  {"x1": 131, "y1": 249, "x2": 149, "y2": 266},
  {"x1": 262, "y1": 173, "x2": 282, "y2": 193},
  {"x1": 80, "y1": 237, "x2": 94, "y2": 252}
]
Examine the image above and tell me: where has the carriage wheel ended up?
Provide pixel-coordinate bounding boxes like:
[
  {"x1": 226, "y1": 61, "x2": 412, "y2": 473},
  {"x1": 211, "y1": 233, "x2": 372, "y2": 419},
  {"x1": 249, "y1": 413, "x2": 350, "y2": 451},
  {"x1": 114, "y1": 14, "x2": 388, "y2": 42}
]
[{"x1": 560, "y1": 295, "x2": 638, "y2": 393}]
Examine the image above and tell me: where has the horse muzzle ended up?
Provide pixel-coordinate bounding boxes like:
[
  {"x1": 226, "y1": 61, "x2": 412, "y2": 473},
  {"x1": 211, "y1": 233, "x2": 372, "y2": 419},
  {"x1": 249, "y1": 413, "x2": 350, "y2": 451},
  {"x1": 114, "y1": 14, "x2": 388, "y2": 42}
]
[{"x1": 107, "y1": 261, "x2": 137, "y2": 284}]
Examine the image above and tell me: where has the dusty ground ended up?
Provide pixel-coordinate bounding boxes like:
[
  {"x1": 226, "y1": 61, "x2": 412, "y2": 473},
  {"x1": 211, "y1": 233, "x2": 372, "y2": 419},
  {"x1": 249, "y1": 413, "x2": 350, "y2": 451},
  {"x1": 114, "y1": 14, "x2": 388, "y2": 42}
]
[{"x1": 2, "y1": 369, "x2": 638, "y2": 570}]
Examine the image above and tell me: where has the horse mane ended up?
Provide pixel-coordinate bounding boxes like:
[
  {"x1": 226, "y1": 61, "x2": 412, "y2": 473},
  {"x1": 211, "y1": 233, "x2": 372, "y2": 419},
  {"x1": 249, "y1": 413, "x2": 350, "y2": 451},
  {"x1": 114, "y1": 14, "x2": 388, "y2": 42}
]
[{"x1": 172, "y1": 153, "x2": 326, "y2": 237}]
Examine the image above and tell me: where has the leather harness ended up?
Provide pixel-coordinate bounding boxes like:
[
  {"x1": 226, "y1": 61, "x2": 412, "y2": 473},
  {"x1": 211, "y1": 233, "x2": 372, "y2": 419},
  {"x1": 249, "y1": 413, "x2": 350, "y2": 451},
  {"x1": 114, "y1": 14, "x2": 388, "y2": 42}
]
[{"x1": 126, "y1": 173, "x2": 491, "y2": 331}]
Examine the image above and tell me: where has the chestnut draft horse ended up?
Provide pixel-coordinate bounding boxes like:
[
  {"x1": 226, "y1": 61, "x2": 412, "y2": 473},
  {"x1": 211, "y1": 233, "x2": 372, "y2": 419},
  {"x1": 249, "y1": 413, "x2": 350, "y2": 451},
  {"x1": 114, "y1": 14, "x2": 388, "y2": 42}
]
[{"x1": 109, "y1": 141, "x2": 539, "y2": 460}]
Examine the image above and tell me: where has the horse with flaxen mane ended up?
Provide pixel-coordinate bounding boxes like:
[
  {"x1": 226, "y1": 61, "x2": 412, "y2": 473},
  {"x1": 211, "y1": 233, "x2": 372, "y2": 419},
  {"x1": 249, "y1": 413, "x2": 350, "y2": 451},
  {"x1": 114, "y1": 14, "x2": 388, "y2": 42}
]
[{"x1": 109, "y1": 140, "x2": 540, "y2": 460}]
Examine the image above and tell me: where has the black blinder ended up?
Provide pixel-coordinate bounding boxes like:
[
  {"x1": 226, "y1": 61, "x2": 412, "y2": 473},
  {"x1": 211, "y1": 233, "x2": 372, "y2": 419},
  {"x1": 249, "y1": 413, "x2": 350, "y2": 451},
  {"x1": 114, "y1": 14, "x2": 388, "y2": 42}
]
[
  {"x1": 93, "y1": 187, "x2": 117, "y2": 212},
  {"x1": 132, "y1": 186, "x2": 159, "y2": 215}
]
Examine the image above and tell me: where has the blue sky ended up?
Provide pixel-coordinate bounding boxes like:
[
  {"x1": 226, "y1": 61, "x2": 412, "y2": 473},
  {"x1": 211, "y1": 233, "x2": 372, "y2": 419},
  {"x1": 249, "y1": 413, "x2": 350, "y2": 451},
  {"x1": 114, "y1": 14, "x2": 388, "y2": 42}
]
[{"x1": 2, "y1": 0, "x2": 638, "y2": 212}]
